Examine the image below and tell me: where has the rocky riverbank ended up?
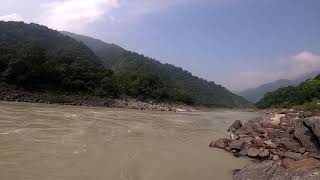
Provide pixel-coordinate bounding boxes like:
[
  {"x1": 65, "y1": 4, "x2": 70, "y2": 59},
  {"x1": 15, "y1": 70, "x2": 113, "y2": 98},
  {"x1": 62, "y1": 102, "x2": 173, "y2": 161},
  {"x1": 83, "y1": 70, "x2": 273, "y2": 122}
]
[
  {"x1": 210, "y1": 109, "x2": 320, "y2": 180},
  {"x1": 0, "y1": 87, "x2": 201, "y2": 112}
]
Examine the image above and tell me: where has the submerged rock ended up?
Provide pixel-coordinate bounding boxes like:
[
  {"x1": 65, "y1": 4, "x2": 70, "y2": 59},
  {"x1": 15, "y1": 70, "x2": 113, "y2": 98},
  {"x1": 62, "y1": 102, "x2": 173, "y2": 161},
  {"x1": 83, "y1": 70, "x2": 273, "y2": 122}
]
[{"x1": 210, "y1": 138, "x2": 229, "y2": 149}]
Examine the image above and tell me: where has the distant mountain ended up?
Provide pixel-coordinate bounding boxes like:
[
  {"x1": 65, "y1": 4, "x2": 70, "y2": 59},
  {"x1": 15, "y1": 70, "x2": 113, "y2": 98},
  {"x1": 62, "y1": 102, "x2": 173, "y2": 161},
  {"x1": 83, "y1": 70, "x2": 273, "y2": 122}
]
[
  {"x1": 63, "y1": 31, "x2": 252, "y2": 107},
  {"x1": 256, "y1": 74, "x2": 320, "y2": 110},
  {"x1": 239, "y1": 72, "x2": 320, "y2": 103},
  {"x1": 238, "y1": 79, "x2": 300, "y2": 103}
]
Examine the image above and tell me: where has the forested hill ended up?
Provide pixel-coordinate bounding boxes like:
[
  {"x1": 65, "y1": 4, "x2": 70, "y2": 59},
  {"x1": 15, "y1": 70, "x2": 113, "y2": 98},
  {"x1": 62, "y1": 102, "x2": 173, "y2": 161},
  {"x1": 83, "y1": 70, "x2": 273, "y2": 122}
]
[
  {"x1": 239, "y1": 79, "x2": 299, "y2": 103},
  {"x1": 63, "y1": 32, "x2": 252, "y2": 107},
  {"x1": 256, "y1": 75, "x2": 320, "y2": 110},
  {"x1": 0, "y1": 21, "x2": 250, "y2": 107}
]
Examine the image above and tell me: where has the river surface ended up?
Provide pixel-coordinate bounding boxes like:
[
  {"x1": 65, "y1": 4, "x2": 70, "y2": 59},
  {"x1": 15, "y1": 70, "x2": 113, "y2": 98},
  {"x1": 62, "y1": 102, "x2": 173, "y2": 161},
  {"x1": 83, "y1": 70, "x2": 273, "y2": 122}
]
[{"x1": 0, "y1": 102, "x2": 257, "y2": 180}]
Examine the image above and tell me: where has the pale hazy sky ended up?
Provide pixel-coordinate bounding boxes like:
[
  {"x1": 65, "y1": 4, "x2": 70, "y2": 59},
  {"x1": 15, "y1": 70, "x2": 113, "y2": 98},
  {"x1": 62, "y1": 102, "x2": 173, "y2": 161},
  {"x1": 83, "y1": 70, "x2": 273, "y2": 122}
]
[{"x1": 1, "y1": 0, "x2": 320, "y2": 91}]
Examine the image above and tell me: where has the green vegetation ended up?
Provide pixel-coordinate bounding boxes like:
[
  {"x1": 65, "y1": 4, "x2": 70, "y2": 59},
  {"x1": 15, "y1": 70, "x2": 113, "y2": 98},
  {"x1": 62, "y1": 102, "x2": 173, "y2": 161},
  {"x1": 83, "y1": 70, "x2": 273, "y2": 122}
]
[
  {"x1": 256, "y1": 75, "x2": 320, "y2": 110},
  {"x1": 0, "y1": 21, "x2": 251, "y2": 107},
  {"x1": 63, "y1": 32, "x2": 251, "y2": 107},
  {"x1": 0, "y1": 21, "x2": 193, "y2": 105}
]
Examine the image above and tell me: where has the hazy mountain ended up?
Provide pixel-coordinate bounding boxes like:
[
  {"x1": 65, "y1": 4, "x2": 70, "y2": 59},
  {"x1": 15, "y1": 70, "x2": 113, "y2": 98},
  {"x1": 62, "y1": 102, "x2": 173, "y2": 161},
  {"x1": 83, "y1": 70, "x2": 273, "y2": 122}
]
[
  {"x1": 63, "y1": 31, "x2": 252, "y2": 107},
  {"x1": 256, "y1": 74, "x2": 320, "y2": 109},
  {"x1": 239, "y1": 71, "x2": 320, "y2": 103}
]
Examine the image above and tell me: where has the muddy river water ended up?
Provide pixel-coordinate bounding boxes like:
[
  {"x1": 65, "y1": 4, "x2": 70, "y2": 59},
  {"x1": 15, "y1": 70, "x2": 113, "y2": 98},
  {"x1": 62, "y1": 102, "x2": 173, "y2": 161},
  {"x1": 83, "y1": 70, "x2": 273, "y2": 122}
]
[{"x1": 0, "y1": 102, "x2": 257, "y2": 180}]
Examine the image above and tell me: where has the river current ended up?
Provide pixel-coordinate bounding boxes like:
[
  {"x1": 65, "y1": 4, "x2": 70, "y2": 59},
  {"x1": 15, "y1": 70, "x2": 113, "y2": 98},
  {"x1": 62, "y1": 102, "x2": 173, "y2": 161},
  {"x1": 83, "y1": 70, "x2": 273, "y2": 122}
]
[{"x1": 0, "y1": 102, "x2": 257, "y2": 180}]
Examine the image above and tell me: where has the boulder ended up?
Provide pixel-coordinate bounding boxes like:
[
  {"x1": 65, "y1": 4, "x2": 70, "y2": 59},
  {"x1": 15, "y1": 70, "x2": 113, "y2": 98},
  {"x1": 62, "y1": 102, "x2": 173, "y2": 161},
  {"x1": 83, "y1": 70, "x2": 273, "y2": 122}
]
[
  {"x1": 304, "y1": 116, "x2": 320, "y2": 141},
  {"x1": 251, "y1": 137, "x2": 265, "y2": 147},
  {"x1": 259, "y1": 149, "x2": 270, "y2": 158},
  {"x1": 234, "y1": 161, "x2": 280, "y2": 180},
  {"x1": 283, "y1": 151, "x2": 305, "y2": 161},
  {"x1": 294, "y1": 121, "x2": 319, "y2": 152},
  {"x1": 264, "y1": 140, "x2": 277, "y2": 149},
  {"x1": 235, "y1": 160, "x2": 320, "y2": 180},
  {"x1": 278, "y1": 138, "x2": 301, "y2": 151},
  {"x1": 228, "y1": 140, "x2": 245, "y2": 150},
  {"x1": 282, "y1": 158, "x2": 320, "y2": 171},
  {"x1": 247, "y1": 148, "x2": 261, "y2": 157},
  {"x1": 300, "y1": 111, "x2": 314, "y2": 118},
  {"x1": 228, "y1": 120, "x2": 242, "y2": 132},
  {"x1": 239, "y1": 149, "x2": 248, "y2": 156},
  {"x1": 210, "y1": 138, "x2": 228, "y2": 149},
  {"x1": 252, "y1": 122, "x2": 267, "y2": 134}
]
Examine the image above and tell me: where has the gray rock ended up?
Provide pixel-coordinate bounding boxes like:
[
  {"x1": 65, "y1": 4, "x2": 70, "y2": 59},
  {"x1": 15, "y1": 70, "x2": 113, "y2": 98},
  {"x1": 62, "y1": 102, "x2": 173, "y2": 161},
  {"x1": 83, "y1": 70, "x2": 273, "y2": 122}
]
[
  {"x1": 259, "y1": 149, "x2": 270, "y2": 158},
  {"x1": 234, "y1": 160, "x2": 320, "y2": 180},
  {"x1": 239, "y1": 149, "x2": 248, "y2": 156},
  {"x1": 278, "y1": 138, "x2": 301, "y2": 151},
  {"x1": 282, "y1": 158, "x2": 320, "y2": 171},
  {"x1": 228, "y1": 120, "x2": 242, "y2": 132},
  {"x1": 283, "y1": 151, "x2": 305, "y2": 161},
  {"x1": 304, "y1": 116, "x2": 320, "y2": 142},
  {"x1": 247, "y1": 148, "x2": 261, "y2": 157},
  {"x1": 210, "y1": 138, "x2": 228, "y2": 149},
  {"x1": 294, "y1": 121, "x2": 319, "y2": 152},
  {"x1": 229, "y1": 140, "x2": 245, "y2": 150},
  {"x1": 234, "y1": 161, "x2": 280, "y2": 180}
]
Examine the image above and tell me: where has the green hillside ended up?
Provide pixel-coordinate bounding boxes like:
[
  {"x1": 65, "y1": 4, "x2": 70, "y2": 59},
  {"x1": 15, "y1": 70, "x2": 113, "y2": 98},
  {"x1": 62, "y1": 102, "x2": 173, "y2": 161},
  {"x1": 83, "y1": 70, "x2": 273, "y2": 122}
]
[
  {"x1": 256, "y1": 75, "x2": 320, "y2": 110},
  {"x1": 63, "y1": 32, "x2": 251, "y2": 107},
  {"x1": 0, "y1": 21, "x2": 194, "y2": 104}
]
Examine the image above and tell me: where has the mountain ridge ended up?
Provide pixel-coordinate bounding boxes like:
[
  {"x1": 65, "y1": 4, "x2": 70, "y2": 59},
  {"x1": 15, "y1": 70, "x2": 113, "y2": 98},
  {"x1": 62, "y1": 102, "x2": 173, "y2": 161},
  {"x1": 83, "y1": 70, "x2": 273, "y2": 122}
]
[
  {"x1": 0, "y1": 21, "x2": 251, "y2": 108},
  {"x1": 239, "y1": 71, "x2": 320, "y2": 103},
  {"x1": 62, "y1": 31, "x2": 252, "y2": 107}
]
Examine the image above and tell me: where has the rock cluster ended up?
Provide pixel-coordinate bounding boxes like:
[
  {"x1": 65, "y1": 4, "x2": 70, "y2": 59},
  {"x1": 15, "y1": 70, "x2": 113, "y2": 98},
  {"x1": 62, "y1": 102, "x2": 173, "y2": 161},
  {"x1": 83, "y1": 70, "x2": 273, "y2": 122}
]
[
  {"x1": 0, "y1": 88, "x2": 199, "y2": 112},
  {"x1": 211, "y1": 109, "x2": 320, "y2": 180}
]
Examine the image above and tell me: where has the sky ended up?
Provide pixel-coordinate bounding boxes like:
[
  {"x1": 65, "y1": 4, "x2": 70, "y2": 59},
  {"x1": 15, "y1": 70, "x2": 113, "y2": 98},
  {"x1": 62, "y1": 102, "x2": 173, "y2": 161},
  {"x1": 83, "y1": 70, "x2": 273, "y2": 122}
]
[{"x1": 1, "y1": 0, "x2": 320, "y2": 91}]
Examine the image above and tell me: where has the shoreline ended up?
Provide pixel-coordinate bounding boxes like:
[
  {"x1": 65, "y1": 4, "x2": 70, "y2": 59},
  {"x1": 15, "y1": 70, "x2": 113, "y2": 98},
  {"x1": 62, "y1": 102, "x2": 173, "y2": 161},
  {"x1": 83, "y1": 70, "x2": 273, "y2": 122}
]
[
  {"x1": 211, "y1": 109, "x2": 320, "y2": 179},
  {"x1": 0, "y1": 87, "x2": 208, "y2": 112}
]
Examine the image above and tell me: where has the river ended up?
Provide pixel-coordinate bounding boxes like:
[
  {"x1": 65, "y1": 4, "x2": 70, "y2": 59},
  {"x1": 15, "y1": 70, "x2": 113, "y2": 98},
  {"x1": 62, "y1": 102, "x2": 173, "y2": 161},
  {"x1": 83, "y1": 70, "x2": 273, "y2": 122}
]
[{"x1": 0, "y1": 102, "x2": 257, "y2": 180}]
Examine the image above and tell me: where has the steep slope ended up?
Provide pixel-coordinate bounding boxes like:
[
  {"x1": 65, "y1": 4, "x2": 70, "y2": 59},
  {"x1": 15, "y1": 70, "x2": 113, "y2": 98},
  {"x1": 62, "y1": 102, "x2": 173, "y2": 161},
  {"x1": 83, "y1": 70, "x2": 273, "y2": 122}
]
[
  {"x1": 61, "y1": 31, "x2": 127, "y2": 67},
  {"x1": 0, "y1": 22, "x2": 194, "y2": 105},
  {"x1": 0, "y1": 21, "x2": 111, "y2": 92},
  {"x1": 63, "y1": 32, "x2": 252, "y2": 107},
  {"x1": 1, "y1": 22, "x2": 101, "y2": 65},
  {"x1": 239, "y1": 71, "x2": 320, "y2": 103},
  {"x1": 256, "y1": 74, "x2": 320, "y2": 110}
]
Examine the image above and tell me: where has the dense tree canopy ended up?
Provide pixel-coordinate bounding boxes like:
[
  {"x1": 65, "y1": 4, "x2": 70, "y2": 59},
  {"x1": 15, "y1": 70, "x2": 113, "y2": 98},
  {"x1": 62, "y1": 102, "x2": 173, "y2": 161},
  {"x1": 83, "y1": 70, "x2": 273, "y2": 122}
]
[
  {"x1": 63, "y1": 32, "x2": 251, "y2": 107},
  {"x1": 256, "y1": 75, "x2": 320, "y2": 110},
  {"x1": 0, "y1": 21, "x2": 197, "y2": 105},
  {"x1": 0, "y1": 21, "x2": 251, "y2": 107}
]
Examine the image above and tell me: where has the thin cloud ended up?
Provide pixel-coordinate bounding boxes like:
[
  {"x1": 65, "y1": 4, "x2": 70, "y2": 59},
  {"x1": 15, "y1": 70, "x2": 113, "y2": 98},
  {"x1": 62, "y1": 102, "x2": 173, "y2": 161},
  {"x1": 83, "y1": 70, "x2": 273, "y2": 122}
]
[
  {"x1": 40, "y1": 0, "x2": 119, "y2": 31},
  {"x1": 232, "y1": 51, "x2": 320, "y2": 91},
  {"x1": 0, "y1": 0, "x2": 189, "y2": 32},
  {"x1": 0, "y1": 13, "x2": 24, "y2": 22}
]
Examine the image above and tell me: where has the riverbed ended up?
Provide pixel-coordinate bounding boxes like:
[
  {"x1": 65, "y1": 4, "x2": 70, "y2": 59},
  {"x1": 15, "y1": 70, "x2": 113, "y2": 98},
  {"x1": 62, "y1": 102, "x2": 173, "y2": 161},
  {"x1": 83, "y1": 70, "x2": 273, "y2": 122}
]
[{"x1": 0, "y1": 102, "x2": 257, "y2": 180}]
